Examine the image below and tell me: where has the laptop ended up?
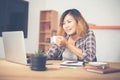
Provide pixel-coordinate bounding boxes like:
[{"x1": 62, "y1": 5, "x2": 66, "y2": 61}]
[
  {"x1": 2, "y1": 31, "x2": 53, "y2": 66},
  {"x1": 2, "y1": 31, "x2": 28, "y2": 65}
]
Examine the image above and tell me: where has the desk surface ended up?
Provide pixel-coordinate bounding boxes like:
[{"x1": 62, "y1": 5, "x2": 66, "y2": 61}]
[{"x1": 0, "y1": 59, "x2": 120, "y2": 80}]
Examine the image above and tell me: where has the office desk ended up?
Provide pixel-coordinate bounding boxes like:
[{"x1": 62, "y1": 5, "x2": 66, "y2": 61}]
[{"x1": 0, "y1": 59, "x2": 120, "y2": 80}]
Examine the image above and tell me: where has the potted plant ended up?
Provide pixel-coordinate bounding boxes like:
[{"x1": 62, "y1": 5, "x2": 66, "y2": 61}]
[{"x1": 30, "y1": 50, "x2": 47, "y2": 71}]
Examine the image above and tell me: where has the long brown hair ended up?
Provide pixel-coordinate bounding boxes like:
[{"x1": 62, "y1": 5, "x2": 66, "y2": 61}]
[{"x1": 57, "y1": 9, "x2": 89, "y2": 38}]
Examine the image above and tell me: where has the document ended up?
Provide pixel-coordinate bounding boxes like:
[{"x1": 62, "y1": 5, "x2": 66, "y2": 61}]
[{"x1": 60, "y1": 61, "x2": 84, "y2": 67}]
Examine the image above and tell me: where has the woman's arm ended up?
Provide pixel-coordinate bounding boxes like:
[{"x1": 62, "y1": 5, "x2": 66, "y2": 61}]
[
  {"x1": 64, "y1": 30, "x2": 96, "y2": 62},
  {"x1": 82, "y1": 30, "x2": 96, "y2": 62},
  {"x1": 56, "y1": 36, "x2": 83, "y2": 59},
  {"x1": 46, "y1": 44, "x2": 63, "y2": 60}
]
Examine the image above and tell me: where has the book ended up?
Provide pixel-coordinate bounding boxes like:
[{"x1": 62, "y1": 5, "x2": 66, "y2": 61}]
[
  {"x1": 60, "y1": 61, "x2": 84, "y2": 67},
  {"x1": 86, "y1": 67, "x2": 120, "y2": 74}
]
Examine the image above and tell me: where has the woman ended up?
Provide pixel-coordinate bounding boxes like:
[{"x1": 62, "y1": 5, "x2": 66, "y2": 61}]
[{"x1": 46, "y1": 9, "x2": 96, "y2": 62}]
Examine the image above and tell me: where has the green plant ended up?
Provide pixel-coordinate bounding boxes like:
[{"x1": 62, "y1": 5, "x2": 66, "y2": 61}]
[{"x1": 34, "y1": 50, "x2": 45, "y2": 57}]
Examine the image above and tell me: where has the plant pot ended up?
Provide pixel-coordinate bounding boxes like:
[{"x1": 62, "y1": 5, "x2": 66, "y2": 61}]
[{"x1": 31, "y1": 55, "x2": 47, "y2": 71}]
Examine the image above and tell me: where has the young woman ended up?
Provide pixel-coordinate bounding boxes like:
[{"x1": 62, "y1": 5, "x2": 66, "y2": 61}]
[{"x1": 46, "y1": 9, "x2": 96, "y2": 62}]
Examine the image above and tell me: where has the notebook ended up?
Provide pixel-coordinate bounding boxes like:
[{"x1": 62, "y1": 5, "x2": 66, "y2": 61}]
[
  {"x1": 60, "y1": 60, "x2": 84, "y2": 67},
  {"x1": 2, "y1": 31, "x2": 28, "y2": 65},
  {"x1": 86, "y1": 67, "x2": 120, "y2": 74}
]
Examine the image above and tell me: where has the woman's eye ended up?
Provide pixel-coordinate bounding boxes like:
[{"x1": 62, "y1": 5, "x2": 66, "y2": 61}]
[
  {"x1": 62, "y1": 20, "x2": 72, "y2": 25},
  {"x1": 62, "y1": 22, "x2": 65, "y2": 25},
  {"x1": 68, "y1": 21, "x2": 72, "y2": 23}
]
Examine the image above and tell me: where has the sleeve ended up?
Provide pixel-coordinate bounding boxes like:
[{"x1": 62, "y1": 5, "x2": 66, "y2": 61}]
[
  {"x1": 46, "y1": 44, "x2": 63, "y2": 60},
  {"x1": 82, "y1": 30, "x2": 96, "y2": 62}
]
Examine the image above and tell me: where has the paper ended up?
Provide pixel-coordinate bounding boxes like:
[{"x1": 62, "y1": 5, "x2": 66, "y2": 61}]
[
  {"x1": 60, "y1": 61, "x2": 84, "y2": 67},
  {"x1": 89, "y1": 62, "x2": 108, "y2": 67}
]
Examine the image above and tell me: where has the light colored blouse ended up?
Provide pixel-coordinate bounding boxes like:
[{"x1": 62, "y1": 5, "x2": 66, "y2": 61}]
[{"x1": 62, "y1": 48, "x2": 77, "y2": 61}]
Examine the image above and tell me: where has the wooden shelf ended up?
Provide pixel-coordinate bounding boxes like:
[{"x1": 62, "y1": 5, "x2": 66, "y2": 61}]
[{"x1": 39, "y1": 10, "x2": 58, "y2": 51}]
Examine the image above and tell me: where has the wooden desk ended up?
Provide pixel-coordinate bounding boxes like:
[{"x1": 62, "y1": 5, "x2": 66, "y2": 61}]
[{"x1": 0, "y1": 59, "x2": 120, "y2": 80}]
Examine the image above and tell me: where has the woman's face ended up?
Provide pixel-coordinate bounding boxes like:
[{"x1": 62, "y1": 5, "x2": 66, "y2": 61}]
[{"x1": 63, "y1": 14, "x2": 77, "y2": 35}]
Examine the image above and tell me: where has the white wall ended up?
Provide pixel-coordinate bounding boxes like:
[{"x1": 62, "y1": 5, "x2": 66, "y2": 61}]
[
  {"x1": 93, "y1": 29, "x2": 120, "y2": 62},
  {"x1": 24, "y1": 0, "x2": 46, "y2": 53},
  {"x1": 0, "y1": 0, "x2": 120, "y2": 62},
  {"x1": 46, "y1": 0, "x2": 120, "y2": 25}
]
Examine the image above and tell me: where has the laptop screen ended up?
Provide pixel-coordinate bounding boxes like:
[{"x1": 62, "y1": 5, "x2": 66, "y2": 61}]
[{"x1": 2, "y1": 31, "x2": 27, "y2": 65}]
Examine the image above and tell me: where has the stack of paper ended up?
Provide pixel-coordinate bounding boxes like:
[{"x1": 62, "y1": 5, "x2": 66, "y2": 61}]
[{"x1": 60, "y1": 61, "x2": 84, "y2": 67}]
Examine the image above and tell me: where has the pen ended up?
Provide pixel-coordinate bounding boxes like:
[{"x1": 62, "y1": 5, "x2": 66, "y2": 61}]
[{"x1": 66, "y1": 61, "x2": 78, "y2": 64}]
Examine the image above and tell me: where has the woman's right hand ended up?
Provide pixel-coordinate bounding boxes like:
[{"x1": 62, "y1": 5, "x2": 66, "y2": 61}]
[{"x1": 56, "y1": 36, "x2": 67, "y2": 48}]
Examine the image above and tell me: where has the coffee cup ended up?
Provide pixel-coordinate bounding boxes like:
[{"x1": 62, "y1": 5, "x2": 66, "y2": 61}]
[{"x1": 51, "y1": 36, "x2": 57, "y2": 44}]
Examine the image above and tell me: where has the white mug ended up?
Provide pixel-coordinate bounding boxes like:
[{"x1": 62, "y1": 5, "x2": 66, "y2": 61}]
[{"x1": 51, "y1": 36, "x2": 57, "y2": 44}]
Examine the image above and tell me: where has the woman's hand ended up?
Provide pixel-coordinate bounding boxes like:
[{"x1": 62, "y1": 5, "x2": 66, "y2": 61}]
[{"x1": 56, "y1": 36, "x2": 67, "y2": 48}]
